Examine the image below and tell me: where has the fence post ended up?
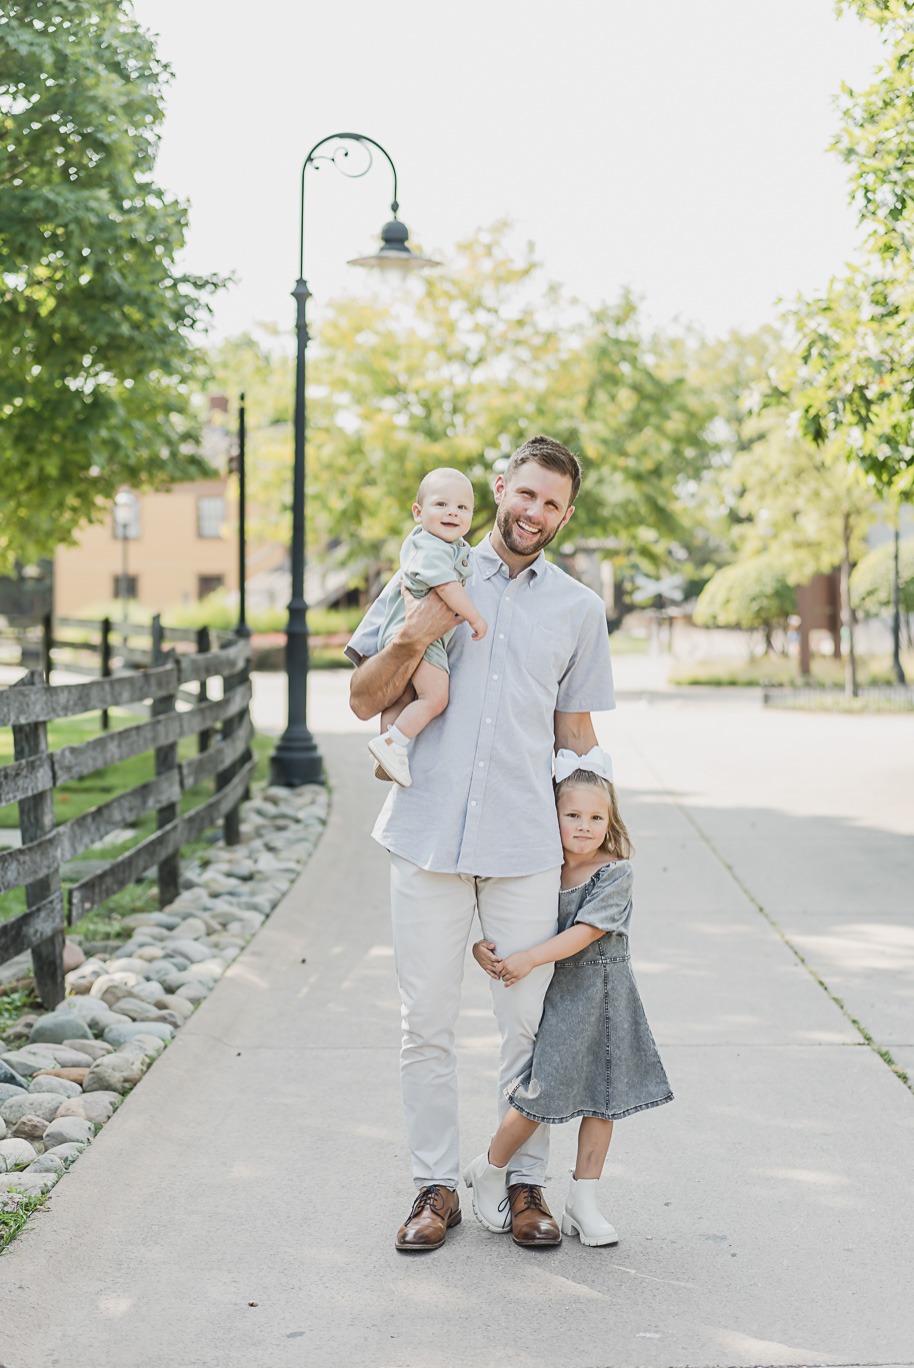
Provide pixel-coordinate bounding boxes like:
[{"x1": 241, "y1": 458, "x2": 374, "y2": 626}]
[
  {"x1": 41, "y1": 612, "x2": 53, "y2": 683},
  {"x1": 197, "y1": 626, "x2": 211, "y2": 753},
  {"x1": 151, "y1": 614, "x2": 180, "y2": 907},
  {"x1": 218, "y1": 643, "x2": 251, "y2": 847},
  {"x1": 100, "y1": 616, "x2": 112, "y2": 731},
  {"x1": 12, "y1": 670, "x2": 65, "y2": 1007}
]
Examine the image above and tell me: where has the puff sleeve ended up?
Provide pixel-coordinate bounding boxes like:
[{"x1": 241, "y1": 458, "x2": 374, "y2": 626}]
[{"x1": 573, "y1": 861, "x2": 634, "y2": 936}]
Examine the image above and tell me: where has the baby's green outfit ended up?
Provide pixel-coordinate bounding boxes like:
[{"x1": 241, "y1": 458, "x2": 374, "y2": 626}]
[{"x1": 377, "y1": 525, "x2": 473, "y2": 673}]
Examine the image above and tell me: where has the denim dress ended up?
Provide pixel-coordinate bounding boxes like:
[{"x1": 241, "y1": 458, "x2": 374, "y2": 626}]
[{"x1": 507, "y1": 860, "x2": 673, "y2": 1123}]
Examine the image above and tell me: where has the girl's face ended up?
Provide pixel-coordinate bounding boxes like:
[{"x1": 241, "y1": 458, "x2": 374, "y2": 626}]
[{"x1": 557, "y1": 785, "x2": 611, "y2": 858}]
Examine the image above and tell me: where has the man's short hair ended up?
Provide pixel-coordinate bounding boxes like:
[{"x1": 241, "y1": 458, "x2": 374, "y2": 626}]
[{"x1": 503, "y1": 435, "x2": 582, "y2": 504}]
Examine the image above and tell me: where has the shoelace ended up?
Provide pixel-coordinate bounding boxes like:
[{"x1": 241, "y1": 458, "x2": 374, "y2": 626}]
[
  {"x1": 404, "y1": 1185, "x2": 447, "y2": 1225},
  {"x1": 510, "y1": 1183, "x2": 547, "y2": 1213}
]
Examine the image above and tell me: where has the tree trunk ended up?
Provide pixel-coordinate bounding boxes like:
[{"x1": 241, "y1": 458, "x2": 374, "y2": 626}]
[
  {"x1": 892, "y1": 517, "x2": 906, "y2": 684},
  {"x1": 840, "y1": 518, "x2": 858, "y2": 699}
]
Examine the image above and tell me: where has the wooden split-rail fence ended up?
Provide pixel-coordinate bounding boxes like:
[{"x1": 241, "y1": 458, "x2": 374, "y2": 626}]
[{"x1": 0, "y1": 621, "x2": 253, "y2": 1009}]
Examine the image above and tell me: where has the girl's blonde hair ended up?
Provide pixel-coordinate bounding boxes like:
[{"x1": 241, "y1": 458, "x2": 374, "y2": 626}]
[{"x1": 554, "y1": 769, "x2": 634, "y2": 860}]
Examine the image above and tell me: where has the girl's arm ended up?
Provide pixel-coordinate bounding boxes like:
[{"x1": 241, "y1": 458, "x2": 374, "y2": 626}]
[
  {"x1": 436, "y1": 580, "x2": 487, "y2": 639},
  {"x1": 498, "y1": 923, "x2": 604, "y2": 987}
]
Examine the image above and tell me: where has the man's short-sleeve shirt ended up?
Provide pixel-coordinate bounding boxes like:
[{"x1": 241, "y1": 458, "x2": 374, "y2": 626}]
[{"x1": 346, "y1": 533, "x2": 615, "y2": 877}]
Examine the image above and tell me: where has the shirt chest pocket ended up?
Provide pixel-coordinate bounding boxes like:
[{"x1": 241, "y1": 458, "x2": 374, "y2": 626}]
[{"x1": 525, "y1": 625, "x2": 569, "y2": 693}]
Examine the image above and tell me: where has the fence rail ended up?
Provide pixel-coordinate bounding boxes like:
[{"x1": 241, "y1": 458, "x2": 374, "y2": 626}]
[{"x1": 0, "y1": 626, "x2": 253, "y2": 1007}]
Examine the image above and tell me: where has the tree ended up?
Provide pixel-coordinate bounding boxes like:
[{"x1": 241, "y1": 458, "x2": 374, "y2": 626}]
[
  {"x1": 0, "y1": 1, "x2": 223, "y2": 572},
  {"x1": 851, "y1": 534, "x2": 914, "y2": 635},
  {"x1": 693, "y1": 555, "x2": 795, "y2": 653},
  {"x1": 301, "y1": 225, "x2": 714, "y2": 588}
]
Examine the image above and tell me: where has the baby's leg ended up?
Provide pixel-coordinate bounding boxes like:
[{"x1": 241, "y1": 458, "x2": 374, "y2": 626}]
[
  {"x1": 380, "y1": 682, "x2": 416, "y2": 736},
  {"x1": 488, "y1": 1107, "x2": 541, "y2": 1170},
  {"x1": 574, "y1": 1117, "x2": 614, "y2": 1179},
  {"x1": 389, "y1": 660, "x2": 449, "y2": 741}
]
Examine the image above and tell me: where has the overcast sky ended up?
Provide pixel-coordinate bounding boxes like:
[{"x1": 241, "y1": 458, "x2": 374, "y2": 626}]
[{"x1": 132, "y1": 0, "x2": 885, "y2": 343}]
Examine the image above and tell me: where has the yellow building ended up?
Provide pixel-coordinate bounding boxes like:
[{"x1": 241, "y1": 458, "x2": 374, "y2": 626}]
[{"x1": 54, "y1": 477, "x2": 237, "y2": 616}]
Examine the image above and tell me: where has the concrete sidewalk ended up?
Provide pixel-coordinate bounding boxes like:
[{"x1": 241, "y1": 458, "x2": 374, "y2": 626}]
[{"x1": 1, "y1": 695, "x2": 913, "y2": 1366}]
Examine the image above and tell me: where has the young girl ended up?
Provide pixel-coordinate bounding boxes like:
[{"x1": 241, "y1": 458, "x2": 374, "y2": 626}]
[
  {"x1": 368, "y1": 467, "x2": 487, "y2": 788},
  {"x1": 467, "y1": 747, "x2": 672, "y2": 1246}
]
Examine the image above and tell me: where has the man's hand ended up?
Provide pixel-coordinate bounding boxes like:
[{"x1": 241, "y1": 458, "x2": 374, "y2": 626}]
[
  {"x1": 498, "y1": 949, "x2": 537, "y2": 986},
  {"x1": 399, "y1": 583, "x2": 462, "y2": 650},
  {"x1": 472, "y1": 939, "x2": 503, "y2": 980}
]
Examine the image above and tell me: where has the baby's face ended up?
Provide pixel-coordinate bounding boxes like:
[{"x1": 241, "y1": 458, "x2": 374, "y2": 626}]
[{"x1": 413, "y1": 477, "x2": 473, "y2": 543}]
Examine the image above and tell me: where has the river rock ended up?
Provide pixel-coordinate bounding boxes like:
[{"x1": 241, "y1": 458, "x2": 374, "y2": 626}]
[
  {"x1": 32, "y1": 1068, "x2": 89, "y2": 1085},
  {"x1": 126, "y1": 979, "x2": 168, "y2": 1004},
  {"x1": 165, "y1": 969, "x2": 214, "y2": 992},
  {"x1": 0, "y1": 1062, "x2": 28, "y2": 1089},
  {"x1": 11, "y1": 1115, "x2": 48, "y2": 1142},
  {"x1": 153, "y1": 994, "x2": 194, "y2": 1020},
  {"x1": 62, "y1": 938, "x2": 86, "y2": 973},
  {"x1": 173, "y1": 916, "x2": 208, "y2": 939},
  {"x1": 103, "y1": 1021, "x2": 174, "y2": 1048},
  {"x1": 134, "y1": 944, "x2": 164, "y2": 961},
  {"x1": 30, "y1": 1011, "x2": 93, "y2": 1045},
  {"x1": 0, "y1": 1085, "x2": 26, "y2": 1107},
  {"x1": 29, "y1": 1075, "x2": 81, "y2": 1097},
  {"x1": 99, "y1": 982, "x2": 136, "y2": 1009},
  {"x1": 64, "y1": 958, "x2": 109, "y2": 994},
  {"x1": 0, "y1": 1118, "x2": 5, "y2": 1140},
  {"x1": 0, "y1": 1137, "x2": 38, "y2": 1169},
  {"x1": 119, "y1": 1034, "x2": 165, "y2": 1059},
  {"x1": 143, "y1": 959, "x2": 189, "y2": 984},
  {"x1": 162, "y1": 938, "x2": 210, "y2": 964},
  {"x1": 175, "y1": 980, "x2": 211, "y2": 1004},
  {"x1": 62, "y1": 1039, "x2": 112, "y2": 1060},
  {"x1": 45, "y1": 1141, "x2": 87, "y2": 1163},
  {"x1": 106, "y1": 957, "x2": 153, "y2": 976},
  {"x1": 90, "y1": 971, "x2": 143, "y2": 997},
  {"x1": 43, "y1": 1116, "x2": 95, "y2": 1148},
  {"x1": 83, "y1": 1054, "x2": 144, "y2": 1093},
  {"x1": 56, "y1": 1093, "x2": 115, "y2": 1124},
  {"x1": 26, "y1": 1153, "x2": 65, "y2": 1175},
  {"x1": 113, "y1": 998, "x2": 160, "y2": 1023},
  {"x1": 0, "y1": 1170, "x2": 59, "y2": 1195},
  {"x1": 1, "y1": 1093, "x2": 69, "y2": 1126}
]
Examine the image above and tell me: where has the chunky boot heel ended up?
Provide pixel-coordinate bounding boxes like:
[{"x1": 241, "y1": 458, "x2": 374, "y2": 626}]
[{"x1": 563, "y1": 1176, "x2": 618, "y2": 1247}]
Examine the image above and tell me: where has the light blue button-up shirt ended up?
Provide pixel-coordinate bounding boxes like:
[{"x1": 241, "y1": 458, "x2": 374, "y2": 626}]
[{"x1": 346, "y1": 533, "x2": 615, "y2": 877}]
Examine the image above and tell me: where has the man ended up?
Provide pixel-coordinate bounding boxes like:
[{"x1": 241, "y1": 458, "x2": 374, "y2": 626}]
[{"x1": 347, "y1": 435, "x2": 615, "y2": 1251}]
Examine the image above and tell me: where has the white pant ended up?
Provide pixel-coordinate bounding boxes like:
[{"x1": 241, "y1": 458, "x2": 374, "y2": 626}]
[{"x1": 390, "y1": 854, "x2": 560, "y2": 1189}]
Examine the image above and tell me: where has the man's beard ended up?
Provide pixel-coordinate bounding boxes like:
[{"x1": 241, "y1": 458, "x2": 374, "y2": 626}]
[{"x1": 496, "y1": 505, "x2": 562, "y2": 558}]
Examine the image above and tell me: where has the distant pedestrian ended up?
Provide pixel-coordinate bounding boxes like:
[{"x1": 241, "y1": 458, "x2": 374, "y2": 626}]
[
  {"x1": 347, "y1": 435, "x2": 615, "y2": 1251},
  {"x1": 467, "y1": 748, "x2": 672, "y2": 1246}
]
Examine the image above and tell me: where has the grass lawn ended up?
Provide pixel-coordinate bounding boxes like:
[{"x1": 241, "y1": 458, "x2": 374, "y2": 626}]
[
  {"x1": 0, "y1": 709, "x2": 273, "y2": 929},
  {"x1": 669, "y1": 650, "x2": 914, "y2": 688}
]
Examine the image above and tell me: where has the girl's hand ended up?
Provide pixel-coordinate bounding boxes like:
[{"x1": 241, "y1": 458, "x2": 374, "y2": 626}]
[
  {"x1": 498, "y1": 950, "x2": 536, "y2": 986},
  {"x1": 472, "y1": 939, "x2": 502, "y2": 979}
]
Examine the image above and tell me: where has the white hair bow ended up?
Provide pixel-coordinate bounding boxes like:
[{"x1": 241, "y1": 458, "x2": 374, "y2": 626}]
[{"x1": 553, "y1": 746, "x2": 613, "y2": 785}]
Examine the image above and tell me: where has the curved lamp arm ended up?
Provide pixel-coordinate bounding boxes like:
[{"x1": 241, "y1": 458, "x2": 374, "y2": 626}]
[{"x1": 299, "y1": 132, "x2": 399, "y2": 277}]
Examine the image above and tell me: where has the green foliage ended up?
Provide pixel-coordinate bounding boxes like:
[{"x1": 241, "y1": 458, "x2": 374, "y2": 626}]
[
  {"x1": 164, "y1": 587, "x2": 363, "y2": 636},
  {"x1": 850, "y1": 535, "x2": 914, "y2": 614},
  {"x1": 693, "y1": 555, "x2": 795, "y2": 635},
  {"x1": 0, "y1": 1, "x2": 224, "y2": 571}
]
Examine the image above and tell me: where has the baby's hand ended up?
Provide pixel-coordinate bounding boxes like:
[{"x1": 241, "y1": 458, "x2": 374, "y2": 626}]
[
  {"x1": 498, "y1": 949, "x2": 536, "y2": 987},
  {"x1": 470, "y1": 618, "x2": 488, "y2": 641},
  {"x1": 472, "y1": 939, "x2": 502, "y2": 979}
]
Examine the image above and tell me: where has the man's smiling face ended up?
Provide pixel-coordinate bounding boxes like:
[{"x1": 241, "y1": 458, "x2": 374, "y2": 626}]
[{"x1": 493, "y1": 462, "x2": 575, "y2": 559}]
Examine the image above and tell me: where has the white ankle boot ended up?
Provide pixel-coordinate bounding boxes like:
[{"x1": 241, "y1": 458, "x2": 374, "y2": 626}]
[
  {"x1": 561, "y1": 1176, "x2": 619, "y2": 1246},
  {"x1": 463, "y1": 1152, "x2": 511, "y2": 1233}
]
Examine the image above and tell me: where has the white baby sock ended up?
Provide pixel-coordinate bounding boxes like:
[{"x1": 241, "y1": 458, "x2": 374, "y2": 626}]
[{"x1": 387, "y1": 724, "x2": 409, "y2": 750}]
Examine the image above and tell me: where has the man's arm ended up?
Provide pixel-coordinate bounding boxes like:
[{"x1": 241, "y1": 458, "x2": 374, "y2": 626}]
[
  {"x1": 349, "y1": 586, "x2": 461, "y2": 721},
  {"x1": 553, "y1": 710, "x2": 598, "y2": 755}
]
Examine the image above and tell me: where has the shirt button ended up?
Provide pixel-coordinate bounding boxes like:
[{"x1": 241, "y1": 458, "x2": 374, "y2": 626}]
[
  {"x1": 486, "y1": 717, "x2": 492, "y2": 723},
  {"x1": 498, "y1": 633, "x2": 504, "y2": 639},
  {"x1": 492, "y1": 674, "x2": 499, "y2": 680},
  {"x1": 478, "y1": 761, "x2": 484, "y2": 767},
  {"x1": 470, "y1": 800, "x2": 477, "y2": 807}
]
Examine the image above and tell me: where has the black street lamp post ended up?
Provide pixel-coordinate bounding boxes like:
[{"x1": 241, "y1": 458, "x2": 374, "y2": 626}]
[{"x1": 270, "y1": 133, "x2": 438, "y2": 787}]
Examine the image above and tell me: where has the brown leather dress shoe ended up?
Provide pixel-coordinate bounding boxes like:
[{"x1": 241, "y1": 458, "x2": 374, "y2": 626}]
[
  {"x1": 395, "y1": 1185, "x2": 461, "y2": 1251},
  {"x1": 507, "y1": 1183, "x2": 562, "y2": 1247}
]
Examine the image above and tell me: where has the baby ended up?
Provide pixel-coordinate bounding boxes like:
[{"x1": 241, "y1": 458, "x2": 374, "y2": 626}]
[{"x1": 368, "y1": 467, "x2": 487, "y2": 787}]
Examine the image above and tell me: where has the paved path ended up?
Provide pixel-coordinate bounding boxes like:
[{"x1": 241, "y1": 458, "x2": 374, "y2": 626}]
[{"x1": 1, "y1": 675, "x2": 913, "y2": 1367}]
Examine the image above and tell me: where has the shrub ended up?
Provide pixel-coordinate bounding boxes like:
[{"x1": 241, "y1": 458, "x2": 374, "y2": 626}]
[
  {"x1": 850, "y1": 537, "x2": 914, "y2": 618},
  {"x1": 693, "y1": 556, "x2": 795, "y2": 649}
]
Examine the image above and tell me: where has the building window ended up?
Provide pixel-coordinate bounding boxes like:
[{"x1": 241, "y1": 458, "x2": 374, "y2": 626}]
[
  {"x1": 197, "y1": 496, "x2": 226, "y2": 539},
  {"x1": 198, "y1": 574, "x2": 224, "y2": 600},
  {"x1": 113, "y1": 574, "x2": 138, "y2": 600}
]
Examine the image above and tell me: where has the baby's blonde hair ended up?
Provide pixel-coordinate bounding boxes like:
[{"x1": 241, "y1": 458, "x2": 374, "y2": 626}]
[
  {"x1": 554, "y1": 770, "x2": 633, "y2": 860},
  {"x1": 415, "y1": 467, "x2": 473, "y2": 506}
]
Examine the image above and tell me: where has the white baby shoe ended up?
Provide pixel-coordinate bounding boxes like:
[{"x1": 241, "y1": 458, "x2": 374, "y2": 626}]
[
  {"x1": 463, "y1": 1152, "x2": 511, "y2": 1233},
  {"x1": 561, "y1": 1176, "x2": 619, "y2": 1246},
  {"x1": 368, "y1": 734, "x2": 411, "y2": 787}
]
